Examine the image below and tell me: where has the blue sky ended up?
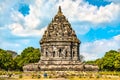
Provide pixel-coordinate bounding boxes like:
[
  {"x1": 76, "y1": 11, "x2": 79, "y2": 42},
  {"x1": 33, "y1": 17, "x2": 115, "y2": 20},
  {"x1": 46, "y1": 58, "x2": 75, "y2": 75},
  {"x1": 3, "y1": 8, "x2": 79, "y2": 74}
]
[{"x1": 0, "y1": 0, "x2": 120, "y2": 60}]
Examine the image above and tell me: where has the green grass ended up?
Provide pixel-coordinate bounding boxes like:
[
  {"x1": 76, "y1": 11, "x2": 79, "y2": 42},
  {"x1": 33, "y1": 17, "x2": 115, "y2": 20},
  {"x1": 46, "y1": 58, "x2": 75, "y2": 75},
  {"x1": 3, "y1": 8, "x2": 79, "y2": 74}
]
[{"x1": 0, "y1": 71, "x2": 120, "y2": 80}]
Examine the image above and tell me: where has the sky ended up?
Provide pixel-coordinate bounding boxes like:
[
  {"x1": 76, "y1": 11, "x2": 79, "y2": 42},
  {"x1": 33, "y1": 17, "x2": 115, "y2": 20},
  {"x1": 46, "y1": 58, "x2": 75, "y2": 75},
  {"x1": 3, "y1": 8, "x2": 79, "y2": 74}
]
[{"x1": 0, "y1": 0, "x2": 120, "y2": 61}]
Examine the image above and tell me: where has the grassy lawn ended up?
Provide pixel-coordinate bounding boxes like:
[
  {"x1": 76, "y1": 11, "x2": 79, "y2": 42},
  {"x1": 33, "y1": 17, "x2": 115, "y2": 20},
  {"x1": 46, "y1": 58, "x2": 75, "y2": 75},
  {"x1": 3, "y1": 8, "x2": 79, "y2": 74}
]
[{"x1": 0, "y1": 71, "x2": 120, "y2": 80}]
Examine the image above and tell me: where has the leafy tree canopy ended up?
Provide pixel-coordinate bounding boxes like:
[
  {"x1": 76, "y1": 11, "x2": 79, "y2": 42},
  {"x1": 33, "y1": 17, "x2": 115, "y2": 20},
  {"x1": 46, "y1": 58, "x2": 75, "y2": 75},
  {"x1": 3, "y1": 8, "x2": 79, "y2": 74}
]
[
  {"x1": 15, "y1": 47, "x2": 40, "y2": 70},
  {"x1": 0, "y1": 47, "x2": 40, "y2": 71},
  {"x1": 96, "y1": 50, "x2": 120, "y2": 71},
  {"x1": 0, "y1": 48, "x2": 13, "y2": 70},
  {"x1": 85, "y1": 50, "x2": 120, "y2": 71}
]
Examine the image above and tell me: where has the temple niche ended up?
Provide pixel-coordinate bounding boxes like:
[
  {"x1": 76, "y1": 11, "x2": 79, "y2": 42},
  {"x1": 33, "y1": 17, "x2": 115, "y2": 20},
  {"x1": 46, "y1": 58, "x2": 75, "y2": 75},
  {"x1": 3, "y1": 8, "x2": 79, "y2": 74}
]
[{"x1": 40, "y1": 6, "x2": 80, "y2": 61}]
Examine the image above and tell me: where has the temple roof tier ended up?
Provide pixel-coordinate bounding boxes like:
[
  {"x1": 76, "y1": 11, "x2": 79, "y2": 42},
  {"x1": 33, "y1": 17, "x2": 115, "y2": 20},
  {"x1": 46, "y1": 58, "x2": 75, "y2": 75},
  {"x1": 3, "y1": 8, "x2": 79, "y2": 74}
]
[{"x1": 40, "y1": 6, "x2": 80, "y2": 44}]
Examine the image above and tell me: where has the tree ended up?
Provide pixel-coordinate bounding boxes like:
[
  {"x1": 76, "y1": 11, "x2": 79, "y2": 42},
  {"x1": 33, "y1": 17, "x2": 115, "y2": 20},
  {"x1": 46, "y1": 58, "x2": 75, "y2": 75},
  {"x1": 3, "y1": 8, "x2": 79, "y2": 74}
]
[
  {"x1": 0, "y1": 47, "x2": 40, "y2": 71},
  {"x1": 114, "y1": 53, "x2": 120, "y2": 71},
  {"x1": 7, "y1": 50, "x2": 17, "y2": 58},
  {"x1": 79, "y1": 54, "x2": 84, "y2": 62},
  {"x1": 95, "y1": 50, "x2": 120, "y2": 71},
  {"x1": 102, "y1": 50, "x2": 119, "y2": 71},
  {"x1": 0, "y1": 48, "x2": 13, "y2": 70},
  {"x1": 95, "y1": 58, "x2": 103, "y2": 70},
  {"x1": 15, "y1": 47, "x2": 40, "y2": 70},
  {"x1": 85, "y1": 60, "x2": 96, "y2": 65}
]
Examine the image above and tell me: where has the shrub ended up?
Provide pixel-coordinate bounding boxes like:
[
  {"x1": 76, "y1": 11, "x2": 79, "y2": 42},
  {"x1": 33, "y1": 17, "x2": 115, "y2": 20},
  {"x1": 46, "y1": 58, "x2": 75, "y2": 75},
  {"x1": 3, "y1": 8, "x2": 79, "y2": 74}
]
[
  {"x1": 8, "y1": 73, "x2": 12, "y2": 78},
  {"x1": 19, "y1": 74, "x2": 23, "y2": 78},
  {"x1": 37, "y1": 74, "x2": 41, "y2": 79},
  {"x1": 32, "y1": 74, "x2": 35, "y2": 78}
]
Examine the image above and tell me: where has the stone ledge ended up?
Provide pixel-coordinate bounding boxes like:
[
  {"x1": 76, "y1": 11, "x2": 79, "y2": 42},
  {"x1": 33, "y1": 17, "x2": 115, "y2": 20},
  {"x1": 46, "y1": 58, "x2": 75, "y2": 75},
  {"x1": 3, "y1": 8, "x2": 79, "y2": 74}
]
[{"x1": 23, "y1": 63, "x2": 99, "y2": 72}]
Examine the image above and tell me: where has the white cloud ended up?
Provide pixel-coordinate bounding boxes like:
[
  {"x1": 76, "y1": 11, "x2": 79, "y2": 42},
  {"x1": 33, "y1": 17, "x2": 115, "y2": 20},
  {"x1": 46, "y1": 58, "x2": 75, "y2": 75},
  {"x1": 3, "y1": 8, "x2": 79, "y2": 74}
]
[
  {"x1": 114, "y1": 35, "x2": 120, "y2": 41},
  {"x1": 73, "y1": 24, "x2": 91, "y2": 35},
  {"x1": 23, "y1": 0, "x2": 43, "y2": 29},
  {"x1": 0, "y1": 0, "x2": 120, "y2": 55},
  {"x1": 0, "y1": 0, "x2": 119, "y2": 36},
  {"x1": 55, "y1": 0, "x2": 120, "y2": 35},
  {"x1": 105, "y1": 0, "x2": 120, "y2": 3},
  {"x1": 53, "y1": 0, "x2": 120, "y2": 24},
  {"x1": 85, "y1": 3, "x2": 119, "y2": 23},
  {"x1": 0, "y1": 38, "x2": 20, "y2": 51},
  {"x1": 9, "y1": 23, "x2": 47, "y2": 37},
  {"x1": 8, "y1": 0, "x2": 48, "y2": 37},
  {"x1": 81, "y1": 35, "x2": 120, "y2": 61},
  {"x1": 0, "y1": 38, "x2": 31, "y2": 54}
]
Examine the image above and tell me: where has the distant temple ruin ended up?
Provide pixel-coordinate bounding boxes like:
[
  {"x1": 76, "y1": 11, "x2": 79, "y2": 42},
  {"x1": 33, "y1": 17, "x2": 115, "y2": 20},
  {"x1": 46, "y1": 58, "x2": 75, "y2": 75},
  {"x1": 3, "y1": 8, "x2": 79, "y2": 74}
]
[{"x1": 23, "y1": 6, "x2": 99, "y2": 71}]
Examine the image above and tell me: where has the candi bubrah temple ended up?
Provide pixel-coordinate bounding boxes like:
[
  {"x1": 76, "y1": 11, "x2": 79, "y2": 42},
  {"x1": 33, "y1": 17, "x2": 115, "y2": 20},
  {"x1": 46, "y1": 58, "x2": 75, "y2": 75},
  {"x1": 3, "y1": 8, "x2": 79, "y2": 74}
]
[{"x1": 23, "y1": 6, "x2": 99, "y2": 71}]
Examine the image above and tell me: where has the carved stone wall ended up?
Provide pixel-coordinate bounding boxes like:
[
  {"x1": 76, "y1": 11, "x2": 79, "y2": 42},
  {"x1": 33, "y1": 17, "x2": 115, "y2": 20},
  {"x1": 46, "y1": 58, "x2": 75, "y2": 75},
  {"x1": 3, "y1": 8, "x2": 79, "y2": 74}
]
[
  {"x1": 40, "y1": 6, "x2": 80, "y2": 61},
  {"x1": 40, "y1": 42, "x2": 79, "y2": 61},
  {"x1": 23, "y1": 6, "x2": 99, "y2": 72}
]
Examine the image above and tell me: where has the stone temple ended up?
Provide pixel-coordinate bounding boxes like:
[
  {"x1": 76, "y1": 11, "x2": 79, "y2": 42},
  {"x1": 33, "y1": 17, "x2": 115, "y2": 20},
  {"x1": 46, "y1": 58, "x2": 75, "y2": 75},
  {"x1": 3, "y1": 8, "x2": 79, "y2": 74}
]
[
  {"x1": 40, "y1": 6, "x2": 80, "y2": 62},
  {"x1": 23, "y1": 6, "x2": 99, "y2": 71}
]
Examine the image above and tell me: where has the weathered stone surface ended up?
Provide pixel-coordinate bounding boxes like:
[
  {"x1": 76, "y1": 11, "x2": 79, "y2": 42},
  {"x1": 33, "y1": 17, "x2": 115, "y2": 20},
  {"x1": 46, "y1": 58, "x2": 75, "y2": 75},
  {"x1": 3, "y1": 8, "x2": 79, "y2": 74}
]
[
  {"x1": 23, "y1": 6, "x2": 98, "y2": 71},
  {"x1": 84, "y1": 64, "x2": 99, "y2": 71},
  {"x1": 40, "y1": 6, "x2": 80, "y2": 61}
]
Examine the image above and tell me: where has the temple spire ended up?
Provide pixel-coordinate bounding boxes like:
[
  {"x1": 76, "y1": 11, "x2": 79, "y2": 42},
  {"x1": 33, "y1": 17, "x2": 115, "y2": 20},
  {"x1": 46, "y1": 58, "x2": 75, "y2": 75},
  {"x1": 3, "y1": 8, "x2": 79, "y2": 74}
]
[{"x1": 57, "y1": 6, "x2": 62, "y2": 15}]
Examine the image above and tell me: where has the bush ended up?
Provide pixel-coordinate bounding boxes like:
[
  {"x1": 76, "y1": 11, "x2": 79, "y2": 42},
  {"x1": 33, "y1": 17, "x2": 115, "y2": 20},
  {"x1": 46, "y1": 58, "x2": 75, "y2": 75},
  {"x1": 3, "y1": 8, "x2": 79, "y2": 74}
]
[
  {"x1": 19, "y1": 74, "x2": 23, "y2": 78},
  {"x1": 37, "y1": 74, "x2": 41, "y2": 79},
  {"x1": 32, "y1": 74, "x2": 35, "y2": 78},
  {"x1": 8, "y1": 73, "x2": 12, "y2": 78}
]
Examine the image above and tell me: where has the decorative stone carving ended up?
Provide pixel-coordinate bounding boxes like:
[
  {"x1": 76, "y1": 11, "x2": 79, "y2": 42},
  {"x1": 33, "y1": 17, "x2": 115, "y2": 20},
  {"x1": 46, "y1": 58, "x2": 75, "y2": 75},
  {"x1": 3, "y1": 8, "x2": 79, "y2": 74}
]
[
  {"x1": 23, "y1": 6, "x2": 99, "y2": 71},
  {"x1": 39, "y1": 6, "x2": 81, "y2": 67}
]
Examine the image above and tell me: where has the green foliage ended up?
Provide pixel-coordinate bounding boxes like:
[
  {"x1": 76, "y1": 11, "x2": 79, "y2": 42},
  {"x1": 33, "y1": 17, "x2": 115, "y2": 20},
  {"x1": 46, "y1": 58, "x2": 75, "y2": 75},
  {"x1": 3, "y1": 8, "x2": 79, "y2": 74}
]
[
  {"x1": 86, "y1": 50, "x2": 120, "y2": 71},
  {"x1": 95, "y1": 58, "x2": 103, "y2": 70},
  {"x1": 37, "y1": 74, "x2": 41, "y2": 79},
  {"x1": 85, "y1": 60, "x2": 96, "y2": 65},
  {"x1": 114, "y1": 53, "x2": 120, "y2": 70},
  {"x1": 0, "y1": 48, "x2": 13, "y2": 70},
  {"x1": 96, "y1": 50, "x2": 120, "y2": 71},
  {"x1": 0, "y1": 47, "x2": 120, "y2": 71},
  {"x1": 0, "y1": 47, "x2": 40, "y2": 71},
  {"x1": 15, "y1": 47, "x2": 40, "y2": 70},
  {"x1": 19, "y1": 74, "x2": 23, "y2": 78}
]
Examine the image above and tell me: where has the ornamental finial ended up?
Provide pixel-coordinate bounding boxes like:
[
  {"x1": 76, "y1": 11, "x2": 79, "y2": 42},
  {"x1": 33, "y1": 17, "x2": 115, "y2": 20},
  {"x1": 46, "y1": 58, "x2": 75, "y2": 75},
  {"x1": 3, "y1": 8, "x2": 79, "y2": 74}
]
[{"x1": 57, "y1": 6, "x2": 62, "y2": 15}]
